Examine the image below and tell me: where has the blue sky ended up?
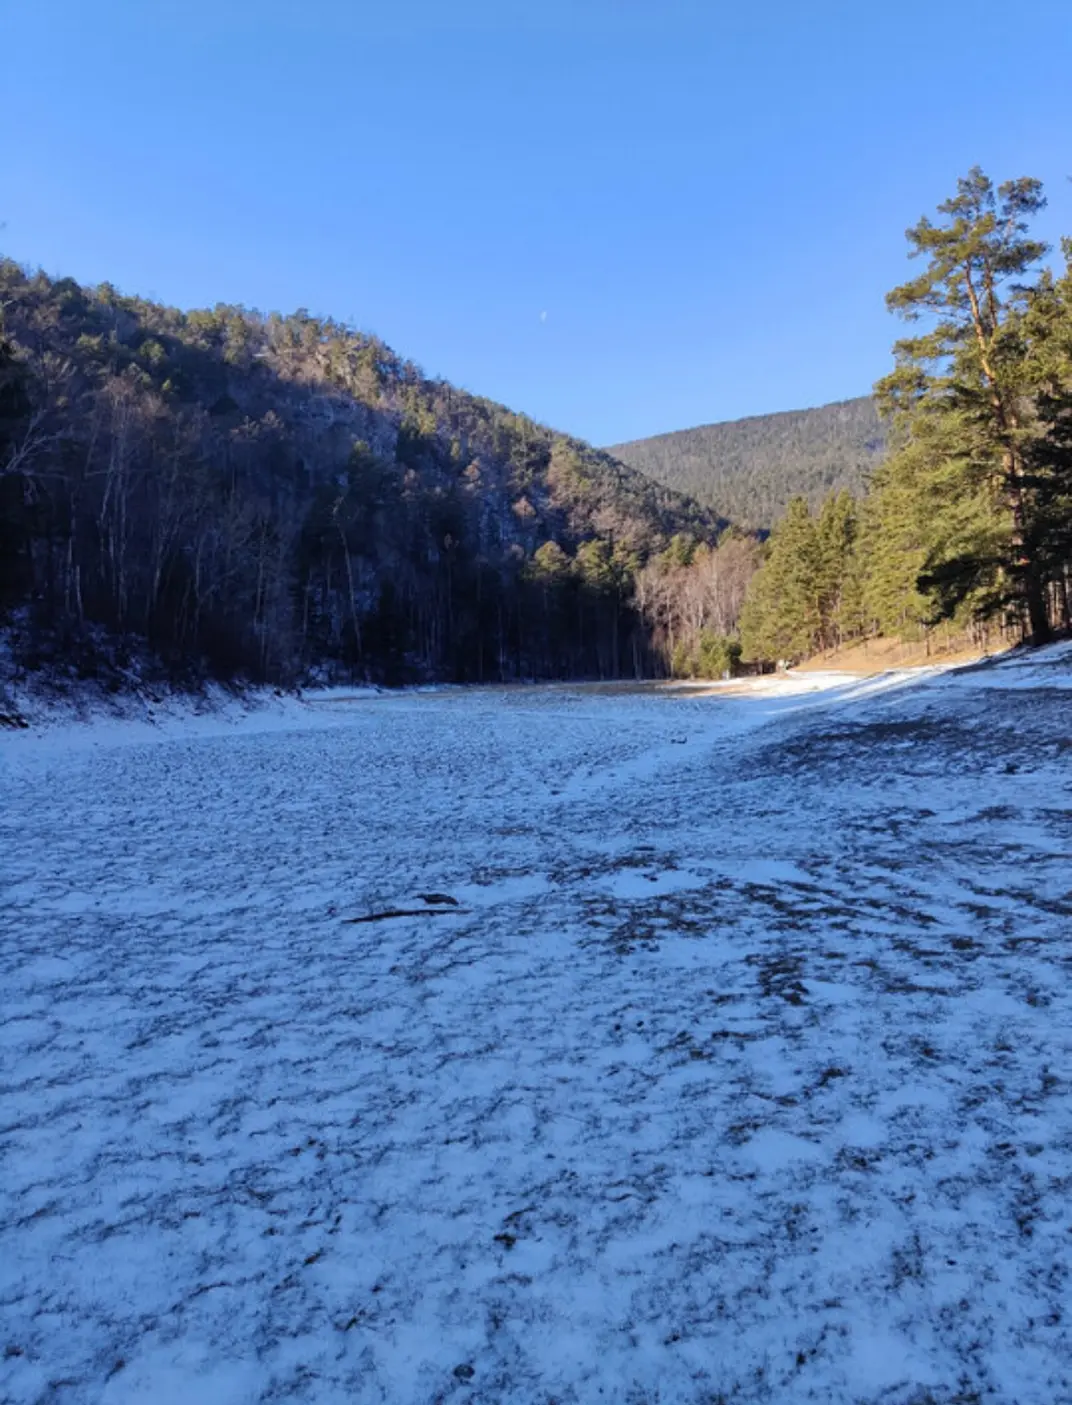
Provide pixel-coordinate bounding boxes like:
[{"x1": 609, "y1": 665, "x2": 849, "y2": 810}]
[{"x1": 7, "y1": 0, "x2": 1072, "y2": 445}]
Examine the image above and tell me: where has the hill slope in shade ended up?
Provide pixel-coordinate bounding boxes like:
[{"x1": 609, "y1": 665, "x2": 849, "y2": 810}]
[
  {"x1": 608, "y1": 396, "x2": 885, "y2": 529},
  {"x1": 0, "y1": 261, "x2": 724, "y2": 685}
]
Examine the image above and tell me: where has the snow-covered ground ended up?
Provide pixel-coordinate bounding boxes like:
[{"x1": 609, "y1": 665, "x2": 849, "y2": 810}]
[{"x1": 3, "y1": 648, "x2": 1071, "y2": 1404}]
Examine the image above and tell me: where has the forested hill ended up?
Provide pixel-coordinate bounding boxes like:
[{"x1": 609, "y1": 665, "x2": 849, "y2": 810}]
[
  {"x1": 607, "y1": 396, "x2": 885, "y2": 529},
  {"x1": 0, "y1": 261, "x2": 724, "y2": 687}
]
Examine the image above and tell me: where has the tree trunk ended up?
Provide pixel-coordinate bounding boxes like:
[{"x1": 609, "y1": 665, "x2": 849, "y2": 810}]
[
  {"x1": 1023, "y1": 567, "x2": 1051, "y2": 645},
  {"x1": 1006, "y1": 466, "x2": 1051, "y2": 645}
]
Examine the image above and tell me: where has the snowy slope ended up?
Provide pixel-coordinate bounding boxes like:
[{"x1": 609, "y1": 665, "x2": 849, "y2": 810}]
[{"x1": 2, "y1": 649, "x2": 1071, "y2": 1404}]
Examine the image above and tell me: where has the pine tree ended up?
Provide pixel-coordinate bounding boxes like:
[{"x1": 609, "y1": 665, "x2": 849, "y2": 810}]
[
  {"x1": 815, "y1": 491, "x2": 859, "y2": 648},
  {"x1": 858, "y1": 453, "x2": 933, "y2": 639},
  {"x1": 876, "y1": 168, "x2": 1052, "y2": 641},
  {"x1": 740, "y1": 497, "x2": 822, "y2": 663}
]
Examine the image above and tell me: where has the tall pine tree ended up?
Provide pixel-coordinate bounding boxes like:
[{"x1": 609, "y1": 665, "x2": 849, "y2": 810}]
[
  {"x1": 740, "y1": 497, "x2": 822, "y2": 662},
  {"x1": 876, "y1": 168, "x2": 1052, "y2": 641}
]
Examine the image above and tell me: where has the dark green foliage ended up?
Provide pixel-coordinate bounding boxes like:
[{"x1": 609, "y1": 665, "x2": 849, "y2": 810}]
[
  {"x1": 608, "y1": 397, "x2": 884, "y2": 529},
  {"x1": 0, "y1": 261, "x2": 724, "y2": 685},
  {"x1": 740, "y1": 497, "x2": 824, "y2": 663},
  {"x1": 737, "y1": 490, "x2": 867, "y2": 664},
  {"x1": 693, "y1": 632, "x2": 742, "y2": 680}
]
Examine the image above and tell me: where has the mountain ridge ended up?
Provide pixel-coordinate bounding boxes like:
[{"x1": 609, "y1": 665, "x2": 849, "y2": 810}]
[{"x1": 607, "y1": 394, "x2": 885, "y2": 529}]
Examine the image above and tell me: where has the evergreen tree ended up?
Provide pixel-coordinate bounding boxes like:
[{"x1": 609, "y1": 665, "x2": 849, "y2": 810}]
[
  {"x1": 876, "y1": 168, "x2": 1052, "y2": 640},
  {"x1": 858, "y1": 452, "x2": 934, "y2": 639},
  {"x1": 815, "y1": 490, "x2": 860, "y2": 648},
  {"x1": 740, "y1": 497, "x2": 822, "y2": 662}
]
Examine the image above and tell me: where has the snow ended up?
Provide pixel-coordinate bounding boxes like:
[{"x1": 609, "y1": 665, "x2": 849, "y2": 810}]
[{"x1": 2, "y1": 647, "x2": 1072, "y2": 1403}]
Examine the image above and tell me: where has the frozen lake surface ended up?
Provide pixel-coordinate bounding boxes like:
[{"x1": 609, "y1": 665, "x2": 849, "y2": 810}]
[{"x1": 3, "y1": 650, "x2": 1072, "y2": 1404}]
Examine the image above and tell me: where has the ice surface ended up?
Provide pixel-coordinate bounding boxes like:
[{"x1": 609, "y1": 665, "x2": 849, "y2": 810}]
[{"x1": 2, "y1": 649, "x2": 1071, "y2": 1403}]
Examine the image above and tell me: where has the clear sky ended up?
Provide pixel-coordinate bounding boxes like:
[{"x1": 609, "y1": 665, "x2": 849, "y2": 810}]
[{"x1": 7, "y1": 0, "x2": 1072, "y2": 445}]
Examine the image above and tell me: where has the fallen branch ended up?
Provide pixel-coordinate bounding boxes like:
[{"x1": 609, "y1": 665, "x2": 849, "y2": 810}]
[{"x1": 342, "y1": 908, "x2": 471, "y2": 925}]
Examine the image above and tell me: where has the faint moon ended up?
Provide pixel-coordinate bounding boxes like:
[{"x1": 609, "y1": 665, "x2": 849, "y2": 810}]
[{"x1": 539, "y1": 310, "x2": 548, "y2": 322}]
